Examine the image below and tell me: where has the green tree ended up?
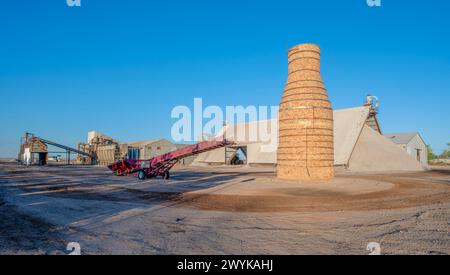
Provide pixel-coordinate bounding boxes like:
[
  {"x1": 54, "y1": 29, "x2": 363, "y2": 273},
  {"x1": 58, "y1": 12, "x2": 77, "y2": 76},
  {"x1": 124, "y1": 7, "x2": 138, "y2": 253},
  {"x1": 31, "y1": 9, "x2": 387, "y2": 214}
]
[
  {"x1": 438, "y1": 142, "x2": 450, "y2": 158},
  {"x1": 427, "y1": 145, "x2": 436, "y2": 161}
]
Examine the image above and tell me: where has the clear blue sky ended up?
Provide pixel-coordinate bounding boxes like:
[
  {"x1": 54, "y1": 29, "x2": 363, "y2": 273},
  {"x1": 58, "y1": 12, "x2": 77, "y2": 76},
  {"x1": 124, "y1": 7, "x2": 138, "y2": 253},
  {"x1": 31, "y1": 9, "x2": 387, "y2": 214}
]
[{"x1": 0, "y1": 0, "x2": 449, "y2": 157}]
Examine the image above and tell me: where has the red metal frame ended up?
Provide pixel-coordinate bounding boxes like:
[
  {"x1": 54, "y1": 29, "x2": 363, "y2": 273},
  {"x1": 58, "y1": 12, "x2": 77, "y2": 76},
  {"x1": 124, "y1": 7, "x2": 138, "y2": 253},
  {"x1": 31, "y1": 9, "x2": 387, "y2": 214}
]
[{"x1": 108, "y1": 138, "x2": 233, "y2": 179}]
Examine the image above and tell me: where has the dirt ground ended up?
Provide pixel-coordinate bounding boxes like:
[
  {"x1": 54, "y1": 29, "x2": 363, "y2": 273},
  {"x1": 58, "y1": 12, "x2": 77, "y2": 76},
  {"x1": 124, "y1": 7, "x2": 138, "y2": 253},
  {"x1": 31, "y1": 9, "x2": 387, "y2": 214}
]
[{"x1": 0, "y1": 161, "x2": 449, "y2": 255}]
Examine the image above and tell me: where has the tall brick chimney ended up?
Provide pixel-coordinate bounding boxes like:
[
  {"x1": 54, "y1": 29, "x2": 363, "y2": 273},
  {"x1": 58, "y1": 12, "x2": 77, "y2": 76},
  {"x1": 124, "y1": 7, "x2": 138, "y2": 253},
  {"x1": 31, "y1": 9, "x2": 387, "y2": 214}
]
[{"x1": 277, "y1": 43, "x2": 334, "y2": 181}]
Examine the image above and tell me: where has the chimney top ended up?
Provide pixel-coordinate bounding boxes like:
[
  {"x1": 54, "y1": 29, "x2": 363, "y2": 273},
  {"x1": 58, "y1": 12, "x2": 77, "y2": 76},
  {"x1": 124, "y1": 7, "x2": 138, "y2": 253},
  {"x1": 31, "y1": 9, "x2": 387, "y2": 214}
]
[{"x1": 289, "y1": 43, "x2": 321, "y2": 54}]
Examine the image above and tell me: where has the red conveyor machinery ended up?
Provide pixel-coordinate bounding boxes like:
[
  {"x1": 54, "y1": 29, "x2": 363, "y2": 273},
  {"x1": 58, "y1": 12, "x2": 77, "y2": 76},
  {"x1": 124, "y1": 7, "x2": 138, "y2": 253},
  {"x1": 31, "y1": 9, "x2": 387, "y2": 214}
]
[{"x1": 108, "y1": 138, "x2": 234, "y2": 180}]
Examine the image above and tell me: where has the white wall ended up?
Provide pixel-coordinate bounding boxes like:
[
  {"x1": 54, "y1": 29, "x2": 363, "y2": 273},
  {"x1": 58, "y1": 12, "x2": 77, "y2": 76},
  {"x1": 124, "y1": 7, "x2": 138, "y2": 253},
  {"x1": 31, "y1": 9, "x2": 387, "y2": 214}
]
[
  {"x1": 406, "y1": 135, "x2": 428, "y2": 167},
  {"x1": 247, "y1": 143, "x2": 277, "y2": 165},
  {"x1": 23, "y1": 148, "x2": 31, "y2": 165}
]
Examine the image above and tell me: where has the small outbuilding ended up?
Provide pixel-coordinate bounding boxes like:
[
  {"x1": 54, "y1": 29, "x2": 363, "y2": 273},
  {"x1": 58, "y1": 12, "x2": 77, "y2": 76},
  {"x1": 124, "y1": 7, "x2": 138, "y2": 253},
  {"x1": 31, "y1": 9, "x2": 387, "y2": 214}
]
[
  {"x1": 18, "y1": 134, "x2": 48, "y2": 166},
  {"x1": 383, "y1": 132, "x2": 428, "y2": 167}
]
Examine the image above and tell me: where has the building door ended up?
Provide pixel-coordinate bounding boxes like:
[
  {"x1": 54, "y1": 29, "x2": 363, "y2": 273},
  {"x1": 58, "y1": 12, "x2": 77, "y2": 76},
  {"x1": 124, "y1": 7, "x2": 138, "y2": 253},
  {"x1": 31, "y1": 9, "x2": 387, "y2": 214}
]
[
  {"x1": 416, "y1": 149, "x2": 421, "y2": 162},
  {"x1": 128, "y1": 148, "x2": 140, "y2": 160},
  {"x1": 38, "y1": 153, "x2": 47, "y2": 166}
]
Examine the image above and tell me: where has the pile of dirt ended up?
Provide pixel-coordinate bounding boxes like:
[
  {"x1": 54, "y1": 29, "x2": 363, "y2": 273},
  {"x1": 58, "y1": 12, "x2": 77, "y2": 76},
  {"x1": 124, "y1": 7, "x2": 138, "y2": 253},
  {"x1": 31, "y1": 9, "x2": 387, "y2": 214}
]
[{"x1": 181, "y1": 170, "x2": 450, "y2": 213}]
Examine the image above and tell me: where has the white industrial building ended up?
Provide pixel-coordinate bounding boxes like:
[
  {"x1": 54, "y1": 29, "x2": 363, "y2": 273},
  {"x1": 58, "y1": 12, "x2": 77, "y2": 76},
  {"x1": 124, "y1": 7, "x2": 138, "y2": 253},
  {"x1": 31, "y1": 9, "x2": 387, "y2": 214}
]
[
  {"x1": 383, "y1": 132, "x2": 428, "y2": 167},
  {"x1": 86, "y1": 106, "x2": 427, "y2": 171},
  {"x1": 193, "y1": 106, "x2": 425, "y2": 172}
]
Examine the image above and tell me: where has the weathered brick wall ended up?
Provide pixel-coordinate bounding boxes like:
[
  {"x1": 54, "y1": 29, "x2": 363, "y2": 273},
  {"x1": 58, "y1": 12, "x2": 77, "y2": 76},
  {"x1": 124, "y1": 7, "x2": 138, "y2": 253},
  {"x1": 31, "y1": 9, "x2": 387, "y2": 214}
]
[{"x1": 277, "y1": 44, "x2": 334, "y2": 181}]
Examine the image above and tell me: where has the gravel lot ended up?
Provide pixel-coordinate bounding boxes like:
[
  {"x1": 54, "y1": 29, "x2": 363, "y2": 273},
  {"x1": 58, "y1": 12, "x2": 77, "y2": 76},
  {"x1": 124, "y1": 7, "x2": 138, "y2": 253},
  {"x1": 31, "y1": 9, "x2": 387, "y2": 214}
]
[{"x1": 0, "y1": 162, "x2": 449, "y2": 255}]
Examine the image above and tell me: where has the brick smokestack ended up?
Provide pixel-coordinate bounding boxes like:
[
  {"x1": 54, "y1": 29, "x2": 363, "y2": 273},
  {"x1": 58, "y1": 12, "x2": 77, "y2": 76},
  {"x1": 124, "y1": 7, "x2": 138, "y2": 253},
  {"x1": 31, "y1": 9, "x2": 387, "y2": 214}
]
[{"x1": 277, "y1": 43, "x2": 334, "y2": 181}]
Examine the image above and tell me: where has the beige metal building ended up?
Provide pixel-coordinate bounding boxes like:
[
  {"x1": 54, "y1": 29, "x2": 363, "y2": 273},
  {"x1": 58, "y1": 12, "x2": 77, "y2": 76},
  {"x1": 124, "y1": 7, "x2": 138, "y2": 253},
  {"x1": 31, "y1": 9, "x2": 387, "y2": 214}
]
[
  {"x1": 123, "y1": 139, "x2": 178, "y2": 160},
  {"x1": 193, "y1": 106, "x2": 424, "y2": 172},
  {"x1": 384, "y1": 132, "x2": 428, "y2": 167},
  {"x1": 83, "y1": 131, "x2": 194, "y2": 166},
  {"x1": 82, "y1": 131, "x2": 121, "y2": 166}
]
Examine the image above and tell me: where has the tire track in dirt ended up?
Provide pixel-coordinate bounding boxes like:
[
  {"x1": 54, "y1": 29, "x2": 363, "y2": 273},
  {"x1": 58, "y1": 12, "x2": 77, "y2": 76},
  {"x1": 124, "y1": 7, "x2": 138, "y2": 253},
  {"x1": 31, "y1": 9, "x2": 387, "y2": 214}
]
[{"x1": 180, "y1": 170, "x2": 450, "y2": 213}]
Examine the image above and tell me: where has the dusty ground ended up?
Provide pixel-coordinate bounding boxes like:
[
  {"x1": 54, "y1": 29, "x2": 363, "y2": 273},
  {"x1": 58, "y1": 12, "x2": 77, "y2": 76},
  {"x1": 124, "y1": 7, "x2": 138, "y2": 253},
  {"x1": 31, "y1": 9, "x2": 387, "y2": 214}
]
[{"x1": 0, "y1": 161, "x2": 449, "y2": 255}]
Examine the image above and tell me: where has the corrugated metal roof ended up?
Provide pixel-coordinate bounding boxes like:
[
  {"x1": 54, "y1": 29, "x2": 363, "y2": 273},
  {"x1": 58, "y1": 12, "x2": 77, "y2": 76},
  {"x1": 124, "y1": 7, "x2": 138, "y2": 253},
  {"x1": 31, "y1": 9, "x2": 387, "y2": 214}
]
[
  {"x1": 124, "y1": 139, "x2": 163, "y2": 147},
  {"x1": 333, "y1": 106, "x2": 371, "y2": 165},
  {"x1": 383, "y1": 132, "x2": 418, "y2": 145},
  {"x1": 194, "y1": 106, "x2": 374, "y2": 166}
]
